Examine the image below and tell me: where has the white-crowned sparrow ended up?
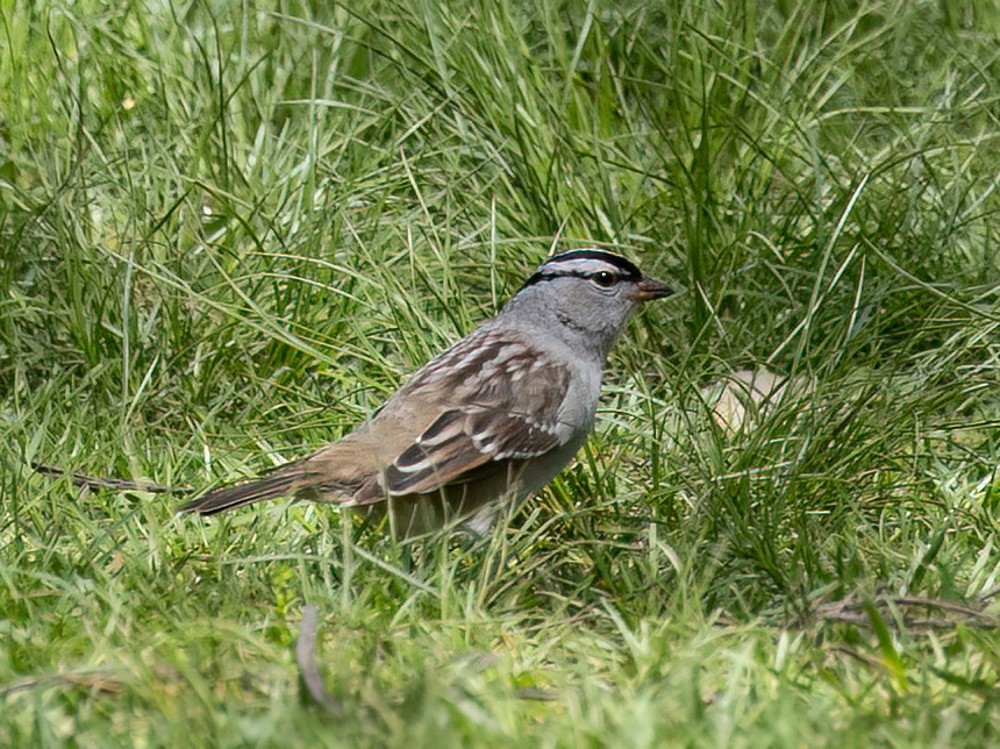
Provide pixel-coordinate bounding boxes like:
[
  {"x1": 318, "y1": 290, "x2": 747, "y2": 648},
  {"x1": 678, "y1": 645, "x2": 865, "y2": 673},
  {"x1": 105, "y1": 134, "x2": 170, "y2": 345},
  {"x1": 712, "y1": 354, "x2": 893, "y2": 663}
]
[{"x1": 180, "y1": 249, "x2": 673, "y2": 535}]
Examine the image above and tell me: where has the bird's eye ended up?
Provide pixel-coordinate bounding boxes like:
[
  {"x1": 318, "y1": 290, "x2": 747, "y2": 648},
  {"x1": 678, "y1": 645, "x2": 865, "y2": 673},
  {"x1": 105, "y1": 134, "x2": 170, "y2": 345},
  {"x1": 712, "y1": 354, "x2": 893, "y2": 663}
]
[{"x1": 591, "y1": 271, "x2": 617, "y2": 288}]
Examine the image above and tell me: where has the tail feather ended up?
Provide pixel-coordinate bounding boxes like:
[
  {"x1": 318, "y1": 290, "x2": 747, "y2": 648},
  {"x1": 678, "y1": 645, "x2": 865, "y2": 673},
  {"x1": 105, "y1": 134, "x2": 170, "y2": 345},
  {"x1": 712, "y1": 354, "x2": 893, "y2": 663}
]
[{"x1": 179, "y1": 472, "x2": 301, "y2": 516}]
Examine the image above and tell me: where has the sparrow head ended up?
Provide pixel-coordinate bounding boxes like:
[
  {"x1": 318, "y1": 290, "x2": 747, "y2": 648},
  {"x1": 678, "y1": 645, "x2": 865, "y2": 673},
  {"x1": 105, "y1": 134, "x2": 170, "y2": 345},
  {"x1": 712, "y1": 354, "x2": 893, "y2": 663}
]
[{"x1": 507, "y1": 248, "x2": 673, "y2": 355}]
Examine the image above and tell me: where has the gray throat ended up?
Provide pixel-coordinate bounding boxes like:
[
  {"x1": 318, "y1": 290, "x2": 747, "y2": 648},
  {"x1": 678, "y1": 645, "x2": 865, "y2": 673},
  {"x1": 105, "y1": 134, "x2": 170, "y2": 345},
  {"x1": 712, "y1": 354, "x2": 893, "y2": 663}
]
[{"x1": 498, "y1": 287, "x2": 614, "y2": 363}]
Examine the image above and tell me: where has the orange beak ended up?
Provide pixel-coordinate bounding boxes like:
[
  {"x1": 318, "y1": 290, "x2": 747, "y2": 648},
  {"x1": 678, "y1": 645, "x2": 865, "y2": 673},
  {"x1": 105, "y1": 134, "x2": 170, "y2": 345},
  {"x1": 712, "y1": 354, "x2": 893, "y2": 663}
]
[{"x1": 632, "y1": 277, "x2": 674, "y2": 302}]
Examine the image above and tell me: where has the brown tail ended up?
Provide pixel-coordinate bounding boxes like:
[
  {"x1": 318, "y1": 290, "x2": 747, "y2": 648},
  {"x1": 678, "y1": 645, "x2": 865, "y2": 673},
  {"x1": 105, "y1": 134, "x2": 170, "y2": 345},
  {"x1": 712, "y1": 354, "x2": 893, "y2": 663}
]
[{"x1": 179, "y1": 471, "x2": 301, "y2": 515}]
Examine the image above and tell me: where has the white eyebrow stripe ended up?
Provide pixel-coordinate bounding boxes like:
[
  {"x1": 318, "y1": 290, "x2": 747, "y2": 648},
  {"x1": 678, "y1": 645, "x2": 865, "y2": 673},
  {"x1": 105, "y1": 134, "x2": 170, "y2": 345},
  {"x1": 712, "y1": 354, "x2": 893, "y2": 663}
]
[{"x1": 542, "y1": 258, "x2": 623, "y2": 275}]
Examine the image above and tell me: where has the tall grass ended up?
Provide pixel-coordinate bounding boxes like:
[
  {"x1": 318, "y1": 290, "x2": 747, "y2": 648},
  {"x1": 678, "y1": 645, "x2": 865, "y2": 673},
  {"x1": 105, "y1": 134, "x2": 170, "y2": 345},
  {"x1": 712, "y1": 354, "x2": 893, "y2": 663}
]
[{"x1": 1, "y1": 0, "x2": 999, "y2": 745}]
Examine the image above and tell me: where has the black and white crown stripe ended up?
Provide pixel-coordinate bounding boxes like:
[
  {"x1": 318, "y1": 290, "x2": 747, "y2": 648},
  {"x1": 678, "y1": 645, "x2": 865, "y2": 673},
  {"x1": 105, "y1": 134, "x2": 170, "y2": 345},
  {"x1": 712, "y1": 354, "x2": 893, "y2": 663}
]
[{"x1": 521, "y1": 249, "x2": 643, "y2": 289}]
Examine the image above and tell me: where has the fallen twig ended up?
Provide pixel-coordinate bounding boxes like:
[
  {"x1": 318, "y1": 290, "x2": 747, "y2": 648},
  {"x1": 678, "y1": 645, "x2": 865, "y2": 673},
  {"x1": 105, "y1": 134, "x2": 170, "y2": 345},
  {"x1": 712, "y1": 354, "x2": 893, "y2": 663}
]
[
  {"x1": 815, "y1": 593, "x2": 999, "y2": 631},
  {"x1": 297, "y1": 604, "x2": 343, "y2": 716},
  {"x1": 31, "y1": 462, "x2": 192, "y2": 494},
  {"x1": 0, "y1": 668, "x2": 124, "y2": 697}
]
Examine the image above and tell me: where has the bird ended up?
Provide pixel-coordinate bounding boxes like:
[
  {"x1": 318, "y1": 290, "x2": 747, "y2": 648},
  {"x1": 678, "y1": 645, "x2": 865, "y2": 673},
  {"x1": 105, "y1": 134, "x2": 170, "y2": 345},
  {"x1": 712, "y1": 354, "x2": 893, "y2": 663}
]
[{"x1": 179, "y1": 249, "x2": 673, "y2": 536}]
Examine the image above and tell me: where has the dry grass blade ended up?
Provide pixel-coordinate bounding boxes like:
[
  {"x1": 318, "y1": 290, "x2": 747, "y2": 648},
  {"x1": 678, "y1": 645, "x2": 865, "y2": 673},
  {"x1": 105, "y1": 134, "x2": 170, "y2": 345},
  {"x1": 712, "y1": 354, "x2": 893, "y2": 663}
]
[
  {"x1": 296, "y1": 604, "x2": 343, "y2": 716},
  {"x1": 0, "y1": 668, "x2": 125, "y2": 697},
  {"x1": 815, "y1": 594, "x2": 1000, "y2": 632},
  {"x1": 30, "y1": 463, "x2": 192, "y2": 494}
]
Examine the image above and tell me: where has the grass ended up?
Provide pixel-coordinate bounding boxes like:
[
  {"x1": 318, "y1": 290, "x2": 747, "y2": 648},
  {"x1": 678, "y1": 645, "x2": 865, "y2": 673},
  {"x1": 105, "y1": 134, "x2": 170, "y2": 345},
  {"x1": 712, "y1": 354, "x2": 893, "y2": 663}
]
[{"x1": 1, "y1": 0, "x2": 999, "y2": 745}]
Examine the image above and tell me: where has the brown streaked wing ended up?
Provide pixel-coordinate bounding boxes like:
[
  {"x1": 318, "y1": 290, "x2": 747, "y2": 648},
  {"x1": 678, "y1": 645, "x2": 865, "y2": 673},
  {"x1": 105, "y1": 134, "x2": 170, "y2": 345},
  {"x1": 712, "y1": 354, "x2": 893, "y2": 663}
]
[{"x1": 380, "y1": 337, "x2": 572, "y2": 496}]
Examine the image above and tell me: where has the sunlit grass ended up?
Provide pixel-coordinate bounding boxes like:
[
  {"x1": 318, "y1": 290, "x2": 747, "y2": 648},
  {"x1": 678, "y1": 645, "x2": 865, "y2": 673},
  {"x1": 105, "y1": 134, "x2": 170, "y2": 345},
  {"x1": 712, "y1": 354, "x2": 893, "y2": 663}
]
[{"x1": 1, "y1": 0, "x2": 999, "y2": 745}]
